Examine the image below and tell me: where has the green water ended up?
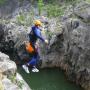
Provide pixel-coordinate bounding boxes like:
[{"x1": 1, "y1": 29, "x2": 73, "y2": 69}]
[{"x1": 18, "y1": 67, "x2": 83, "y2": 90}]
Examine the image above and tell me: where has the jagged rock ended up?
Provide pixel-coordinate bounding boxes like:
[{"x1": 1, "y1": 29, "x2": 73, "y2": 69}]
[
  {"x1": 15, "y1": 73, "x2": 31, "y2": 90},
  {"x1": 0, "y1": 0, "x2": 19, "y2": 18},
  {"x1": 2, "y1": 73, "x2": 31, "y2": 90},
  {"x1": 2, "y1": 78, "x2": 19, "y2": 90},
  {"x1": 0, "y1": 52, "x2": 17, "y2": 77},
  {"x1": 1, "y1": 0, "x2": 90, "y2": 90},
  {"x1": 0, "y1": 52, "x2": 31, "y2": 90},
  {"x1": 40, "y1": 2, "x2": 90, "y2": 90},
  {"x1": 0, "y1": 0, "x2": 31, "y2": 18},
  {"x1": 74, "y1": 1, "x2": 90, "y2": 23}
]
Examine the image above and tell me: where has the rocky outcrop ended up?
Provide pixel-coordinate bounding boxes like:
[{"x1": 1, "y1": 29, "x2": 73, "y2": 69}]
[
  {"x1": 0, "y1": 0, "x2": 90, "y2": 90},
  {"x1": 0, "y1": 52, "x2": 16, "y2": 76},
  {"x1": 40, "y1": 2, "x2": 90, "y2": 90},
  {"x1": 0, "y1": 0, "x2": 19, "y2": 18},
  {"x1": 0, "y1": 0, "x2": 32, "y2": 18},
  {"x1": 0, "y1": 52, "x2": 31, "y2": 90}
]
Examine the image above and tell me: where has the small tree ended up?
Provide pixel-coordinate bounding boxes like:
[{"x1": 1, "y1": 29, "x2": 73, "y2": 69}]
[
  {"x1": 0, "y1": 0, "x2": 6, "y2": 5},
  {"x1": 38, "y1": 0, "x2": 43, "y2": 15}
]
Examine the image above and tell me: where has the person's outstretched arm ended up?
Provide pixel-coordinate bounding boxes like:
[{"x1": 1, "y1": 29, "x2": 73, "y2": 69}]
[
  {"x1": 34, "y1": 28, "x2": 45, "y2": 42},
  {"x1": 34, "y1": 28, "x2": 49, "y2": 44}
]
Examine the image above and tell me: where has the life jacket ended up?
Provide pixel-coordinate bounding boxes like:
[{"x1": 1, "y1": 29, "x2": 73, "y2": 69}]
[
  {"x1": 27, "y1": 26, "x2": 40, "y2": 53},
  {"x1": 25, "y1": 42, "x2": 34, "y2": 53}
]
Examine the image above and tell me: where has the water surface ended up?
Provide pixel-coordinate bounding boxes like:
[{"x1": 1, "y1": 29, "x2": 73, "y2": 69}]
[{"x1": 18, "y1": 67, "x2": 83, "y2": 90}]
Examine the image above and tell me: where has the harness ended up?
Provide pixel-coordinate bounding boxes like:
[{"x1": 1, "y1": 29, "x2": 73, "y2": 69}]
[
  {"x1": 26, "y1": 26, "x2": 38, "y2": 53},
  {"x1": 29, "y1": 26, "x2": 38, "y2": 45}
]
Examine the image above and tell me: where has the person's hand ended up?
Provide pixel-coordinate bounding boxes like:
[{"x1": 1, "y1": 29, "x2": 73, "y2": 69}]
[{"x1": 45, "y1": 39, "x2": 49, "y2": 45}]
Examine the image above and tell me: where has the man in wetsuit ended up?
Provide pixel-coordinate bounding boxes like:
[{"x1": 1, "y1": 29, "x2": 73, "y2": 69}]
[{"x1": 22, "y1": 20, "x2": 48, "y2": 73}]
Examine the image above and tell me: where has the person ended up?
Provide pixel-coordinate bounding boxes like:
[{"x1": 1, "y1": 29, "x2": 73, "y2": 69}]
[{"x1": 22, "y1": 20, "x2": 48, "y2": 73}]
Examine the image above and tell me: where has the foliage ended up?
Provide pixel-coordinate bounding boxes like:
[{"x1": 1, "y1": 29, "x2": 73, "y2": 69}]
[
  {"x1": 9, "y1": 75, "x2": 24, "y2": 89},
  {"x1": 38, "y1": 0, "x2": 44, "y2": 15},
  {"x1": 9, "y1": 75, "x2": 16, "y2": 83},
  {"x1": 16, "y1": 13, "x2": 25, "y2": 25},
  {"x1": 0, "y1": 0, "x2": 6, "y2": 5},
  {"x1": 0, "y1": 19, "x2": 10, "y2": 25},
  {"x1": 44, "y1": 0, "x2": 60, "y2": 5},
  {"x1": 43, "y1": 4, "x2": 65, "y2": 18},
  {"x1": 16, "y1": 11, "x2": 34, "y2": 26},
  {"x1": 17, "y1": 80, "x2": 24, "y2": 89},
  {"x1": 43, "y1": 0, "x2": 84, "y2": 18},
  {"x1": 86, "y1": 0, "x2": 90, "y2": 3}
]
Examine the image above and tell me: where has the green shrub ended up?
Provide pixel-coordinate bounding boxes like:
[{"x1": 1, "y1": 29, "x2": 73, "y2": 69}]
[
  {"x1": 16, "y1": 11, "x2": 34, "y2": 26},
  {"x1": 9, "y1": 75, "x2": 24, "y2": 89},
  {"x1": 44, "y1": 4, "x2": 65, "y2": 18},
  {"x1": 0, "y1": 0, "x2": 6, "y2": 5},
  {"x1": 38, "y1": 0, "x2": 44, "y2": 15},
  {"x1": 17, "y1": 13, "x2": 25, "y2": 25},
  {"x1": 86, "y1": 0, "x2": 90, "y2": 3},
  {"x1": 17, "y1": 80, "x2": 24, "y2": 89}
]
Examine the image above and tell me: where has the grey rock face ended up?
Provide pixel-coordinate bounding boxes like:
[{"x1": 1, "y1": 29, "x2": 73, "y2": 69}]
[
  {"x1": 0, "y1": 52, "x2": 31, "y2": 90},
  {"x1": 74, "y1": 2, "x2": 90, "y2": 23},
  {"x1": 0, "y1": 0, "x2": 31, "y2": 18},
  {"x1": 0, "y1": 52, "x2": 17, "y2": 76},
  {"x1": 0, "y1": 0, "x2": 19, "y2": 18},
  {"x1": 40, "y1": 2, "x2": 90, "y2": 90}
]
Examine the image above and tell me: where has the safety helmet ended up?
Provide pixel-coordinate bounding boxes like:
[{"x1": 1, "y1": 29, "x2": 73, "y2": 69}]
[{"x1": 34, "y1": 20, "x2": 42, "y2": 26}]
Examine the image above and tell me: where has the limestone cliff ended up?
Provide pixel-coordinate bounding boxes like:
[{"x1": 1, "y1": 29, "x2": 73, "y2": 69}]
[
  {"x1": 0, "y1": 52, "x2": 31, "y2": 90},
  {"x1": 40, "y1": 2, "x2": 90, "y2": 90},
  {"x1": 0, "y1": 0, "x2": 90, "y2": 90}
]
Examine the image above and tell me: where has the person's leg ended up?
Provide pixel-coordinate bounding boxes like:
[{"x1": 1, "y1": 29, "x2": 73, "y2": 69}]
[
  {"x1": 28, "y1": 52, "x2": 39, "y2": 67},
  {"x1": 22, "y1": 43, "x2": 39, "y2": 73},
  {"x1": 22, "y1": 64, "x2": 30, "y2": 73},
  {"x1": 22, "y1": 42, "x2": 35, "y2": 73},
  {"x1": 27, "y1": 54, "x2": 39, "y2": 72},
  {"x1": 22, "y1": 54, "x2": 36, "y2": 73},
  {"x1": 27, "y1": 56, "x2": 36, "y2": 66}
]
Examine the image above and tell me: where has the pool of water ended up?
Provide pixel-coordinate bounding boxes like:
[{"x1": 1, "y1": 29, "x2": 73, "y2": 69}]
[{"x1": 18, "y1": 67, "x2": 83, "y2": 90}]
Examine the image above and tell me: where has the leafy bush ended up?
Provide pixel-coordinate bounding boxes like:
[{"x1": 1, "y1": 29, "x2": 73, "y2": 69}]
[
  {"x1": 43, "y1": 4, "x2": 65, "y2": 18},
  {"x1": 9, "y1": 75, "x2": 24, "y2": 89},
  {"x1": 38, "y1": 0, "x2": 44, "y2": 15},
  {"x1": 16, "y1": 11, "x2": 34, "y2": 26},
  {"x1": 17, "y1": 13, "x2": 25, "y2": 25},
  {"x1": 0, "y1": 0, "x2": 6, "y2": 5},
  {"x1": 86, "y1": 0, "x2": 90, "y2": 3}
]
